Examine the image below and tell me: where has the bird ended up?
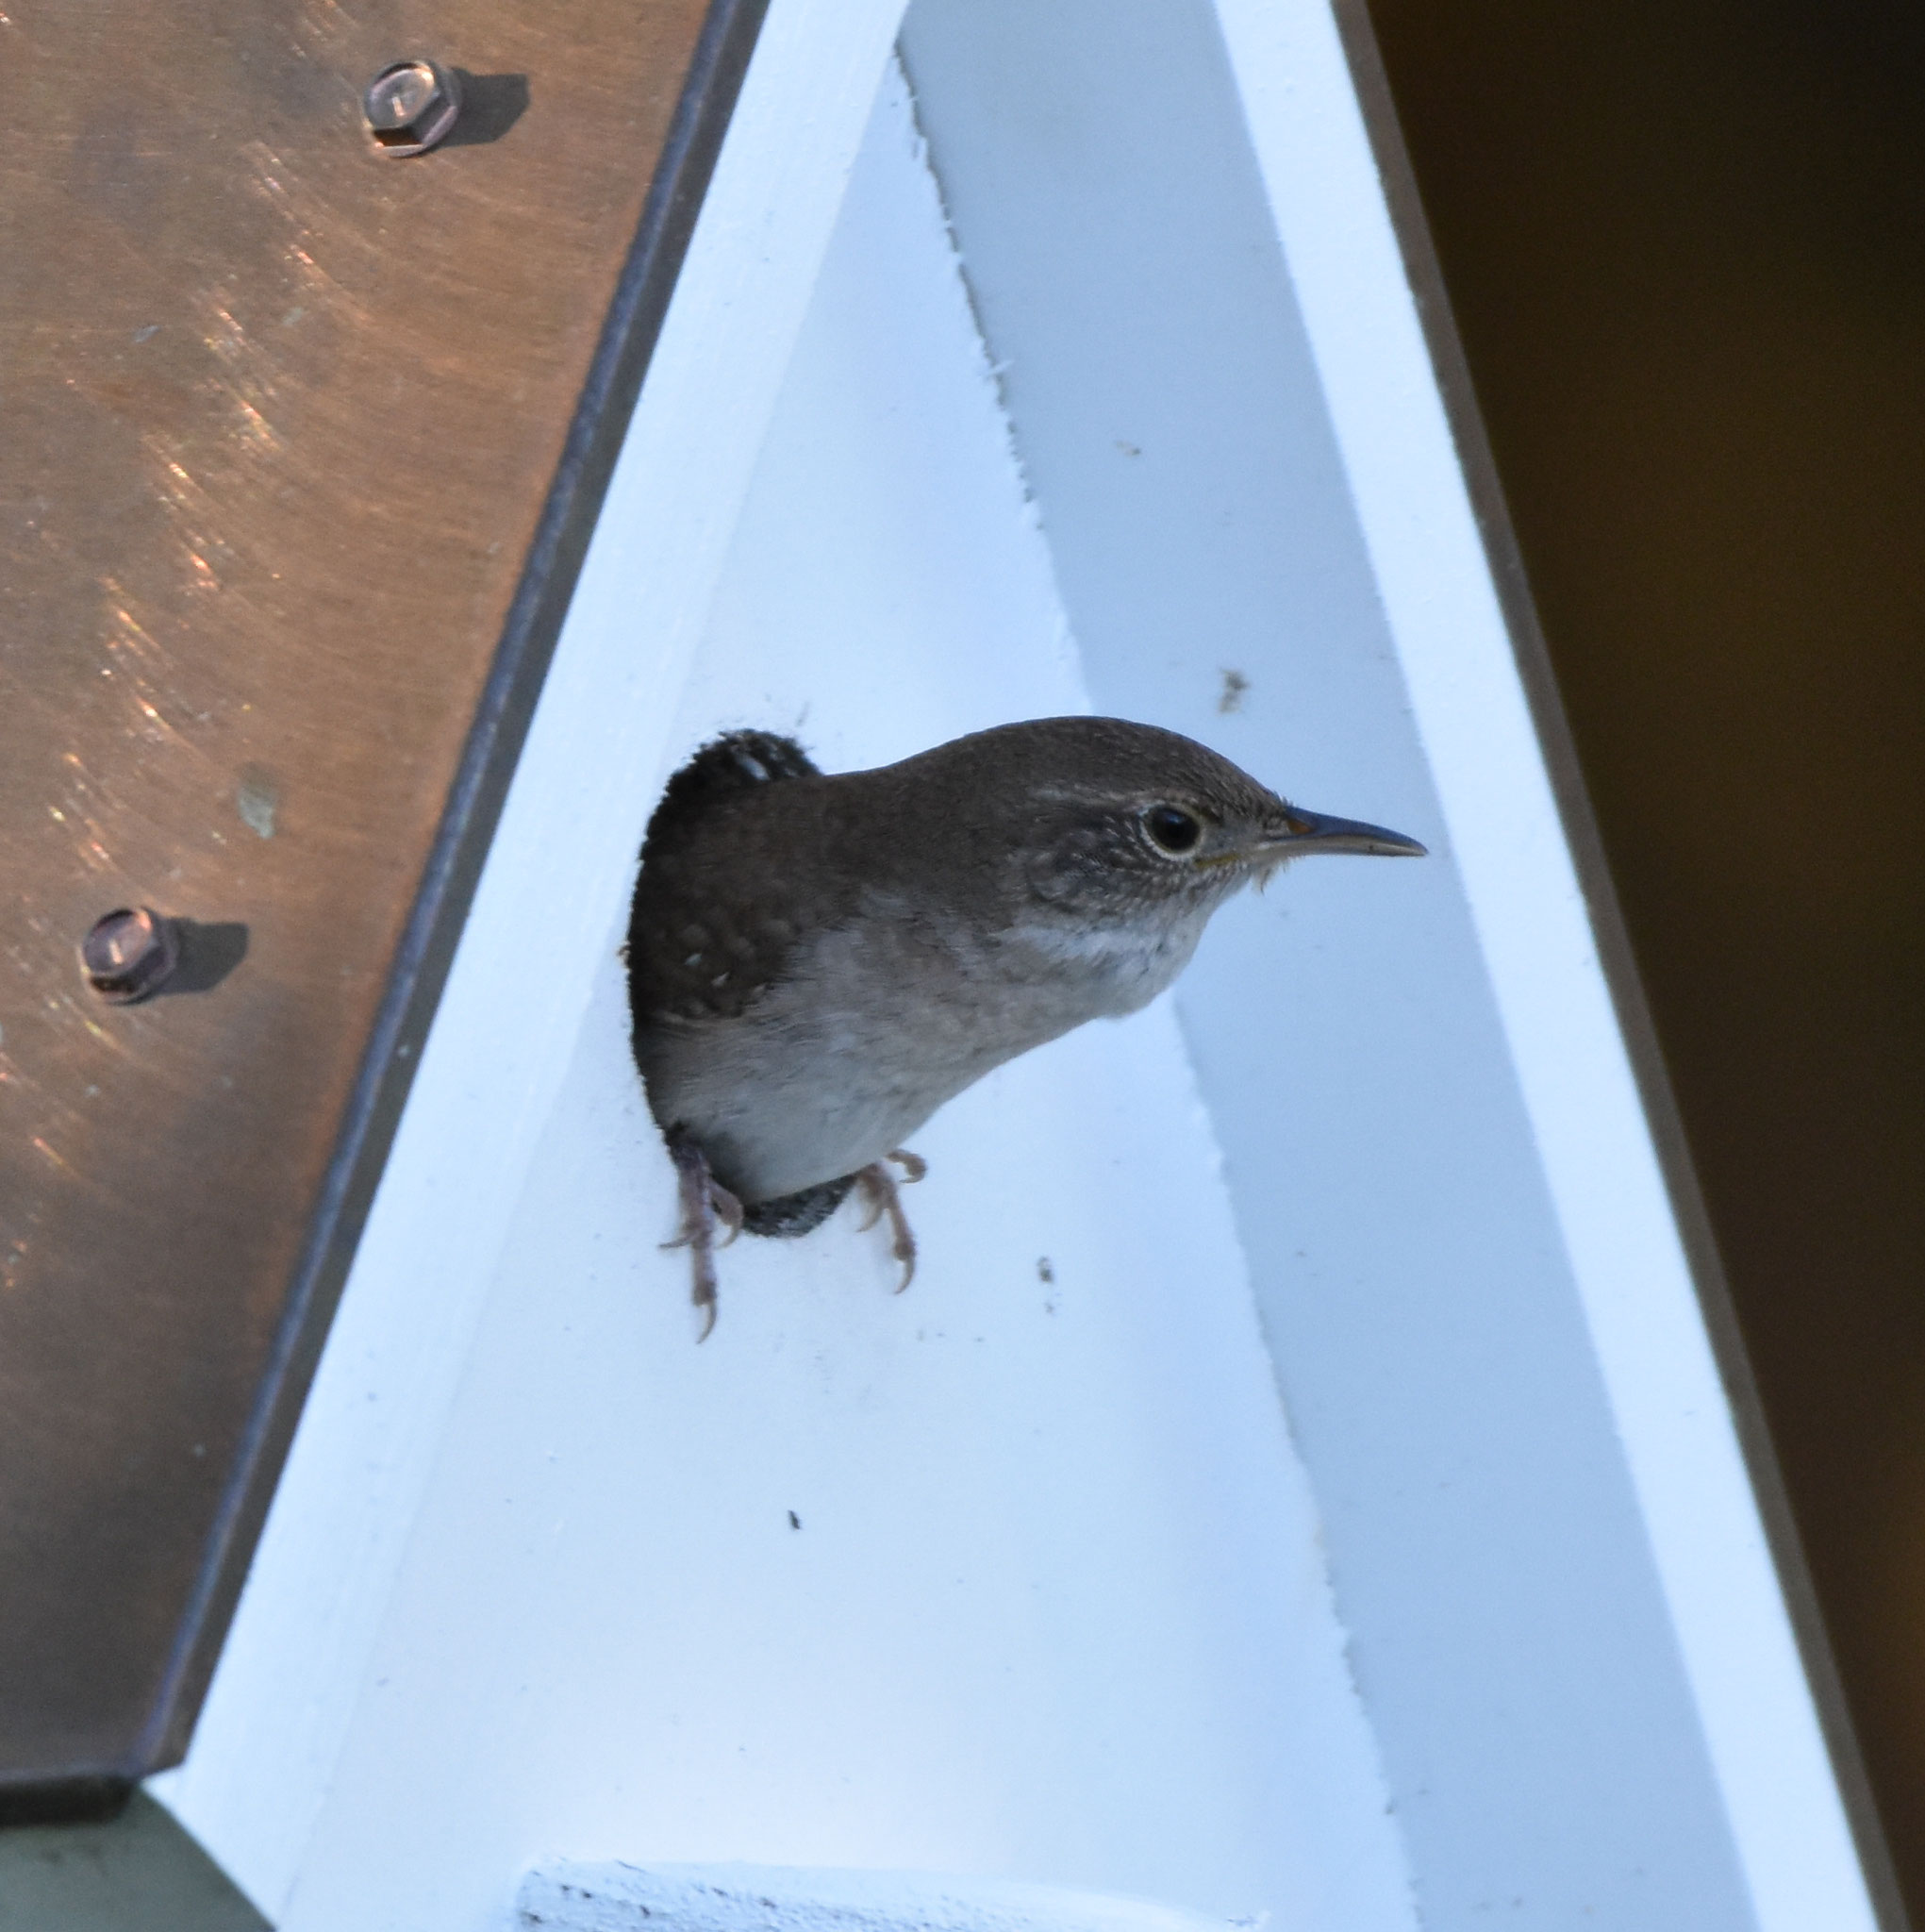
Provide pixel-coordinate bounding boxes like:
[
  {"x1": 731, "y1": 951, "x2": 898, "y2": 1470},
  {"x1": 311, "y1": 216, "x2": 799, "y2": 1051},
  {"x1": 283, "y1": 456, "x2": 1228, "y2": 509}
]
[{"x1": 625, "y1": 716, "x2": 1424, "y2": 1337}]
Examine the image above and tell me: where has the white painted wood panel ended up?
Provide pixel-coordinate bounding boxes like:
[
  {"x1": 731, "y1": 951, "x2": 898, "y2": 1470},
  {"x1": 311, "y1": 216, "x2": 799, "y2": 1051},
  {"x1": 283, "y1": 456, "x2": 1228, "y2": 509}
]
[
  {"x1": 148, "y1": 4, "x2": 1876, "y2": 1930},
  {"x1": 156, "y1": 38, "x2": 1412, "y2": 1932},
  {"x1": 221, "y1": 65, "x2": 1409, "y2": 1928},
  {"x1": 513, "y1": 1862, "x2": 1248, "y2": 1931}
]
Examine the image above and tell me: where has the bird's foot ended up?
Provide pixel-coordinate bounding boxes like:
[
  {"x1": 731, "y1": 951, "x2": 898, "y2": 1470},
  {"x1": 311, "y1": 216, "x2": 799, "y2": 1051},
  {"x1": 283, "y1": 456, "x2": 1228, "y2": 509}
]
[
  {"x1": 662, "y1": 1128, "x2": 743, "y2": 1341},
  {"x1": 855, "y1": 1148, "x2": 926, "y2": 1292}
]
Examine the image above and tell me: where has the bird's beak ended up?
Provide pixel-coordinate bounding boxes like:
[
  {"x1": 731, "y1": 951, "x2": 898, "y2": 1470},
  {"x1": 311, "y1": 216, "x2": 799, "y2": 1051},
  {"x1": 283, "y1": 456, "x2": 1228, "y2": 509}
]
[{"x1": 1261, "y1": 807, "x2": 1427, "y2": 858}]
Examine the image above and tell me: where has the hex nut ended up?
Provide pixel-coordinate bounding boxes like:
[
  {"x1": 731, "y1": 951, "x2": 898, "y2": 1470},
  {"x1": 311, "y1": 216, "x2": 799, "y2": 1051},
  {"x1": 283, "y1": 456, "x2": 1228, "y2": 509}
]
[
  {"x1": 363, "y1": 59, "x2": 462, "y2": 157},
  {"x1": 80, "y1": 908, "x2": 180, "y2": 1005}
]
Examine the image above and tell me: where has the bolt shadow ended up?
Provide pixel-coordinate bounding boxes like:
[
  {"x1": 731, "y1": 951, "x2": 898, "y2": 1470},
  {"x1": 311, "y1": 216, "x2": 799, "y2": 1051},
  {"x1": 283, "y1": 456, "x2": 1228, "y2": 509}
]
[
  {"x1": 155, "y1": 920, "x2": 250, "y2": 998},
  {"x1": 440, "y1": 73, "x2": 530, "y2": 148}
]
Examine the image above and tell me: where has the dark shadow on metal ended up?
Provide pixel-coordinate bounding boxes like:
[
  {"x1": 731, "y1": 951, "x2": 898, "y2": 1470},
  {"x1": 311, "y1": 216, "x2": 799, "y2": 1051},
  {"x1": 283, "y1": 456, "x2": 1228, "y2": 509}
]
[
  {"x1": 440, "y1": 72, "x2": 532, "y2": 148},
  {"x1": 152, "y1": 922, "x2": 249, "y2": 999},
  {"x1": 131, "y1": 0, "x2": 772, "y2": 1780},
  {"x1": 0, "y1": 1777, "x2": 132, "y2": 1831}
]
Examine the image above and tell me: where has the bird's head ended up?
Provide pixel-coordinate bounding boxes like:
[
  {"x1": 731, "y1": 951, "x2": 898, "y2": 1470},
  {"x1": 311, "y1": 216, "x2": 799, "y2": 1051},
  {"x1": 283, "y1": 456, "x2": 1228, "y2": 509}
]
[{"x1": 894, "y1": 717, "x2": 1424, "y2": 924}]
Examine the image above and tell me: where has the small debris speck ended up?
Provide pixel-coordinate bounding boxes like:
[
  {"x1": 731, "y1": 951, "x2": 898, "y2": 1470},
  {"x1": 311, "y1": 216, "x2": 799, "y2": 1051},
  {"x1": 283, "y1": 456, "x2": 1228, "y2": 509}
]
[
  {"x1": 1219, "y1": 669, "x2": 1250, "y2": 714},
  {"x1": 1036, "y1": 1257, "x2": 1054, "y2": 1284},
  {"x1": 787, "y1": 1510, "x2": 801, "y2": 1530}
]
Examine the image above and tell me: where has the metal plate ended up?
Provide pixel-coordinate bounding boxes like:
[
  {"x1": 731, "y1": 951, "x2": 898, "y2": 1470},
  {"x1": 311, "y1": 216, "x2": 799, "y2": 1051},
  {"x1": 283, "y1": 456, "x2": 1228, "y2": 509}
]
[{"x1": 0, "y1": 0, "x2": 762, "y2": 1814}]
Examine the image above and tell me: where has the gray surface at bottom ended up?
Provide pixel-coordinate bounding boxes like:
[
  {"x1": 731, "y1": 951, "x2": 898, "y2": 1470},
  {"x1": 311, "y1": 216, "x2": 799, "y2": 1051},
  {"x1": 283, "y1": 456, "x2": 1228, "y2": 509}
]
[{"x1": 0, "y1": 1794, "x2": 268, "y2": 1931}]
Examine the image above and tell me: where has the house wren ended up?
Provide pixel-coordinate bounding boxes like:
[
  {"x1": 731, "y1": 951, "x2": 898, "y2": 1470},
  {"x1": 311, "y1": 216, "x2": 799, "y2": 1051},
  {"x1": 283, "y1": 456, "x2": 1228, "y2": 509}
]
[{"x1": 626, "y1": 716, "x2": 1424, "y2": 1336}]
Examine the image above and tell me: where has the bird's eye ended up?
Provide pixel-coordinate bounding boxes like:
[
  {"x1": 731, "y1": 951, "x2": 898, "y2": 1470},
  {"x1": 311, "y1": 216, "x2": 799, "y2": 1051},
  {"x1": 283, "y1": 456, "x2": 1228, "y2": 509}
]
[{"x1": 1142, "y1": 806, "x2": 1203, "y2": 856}]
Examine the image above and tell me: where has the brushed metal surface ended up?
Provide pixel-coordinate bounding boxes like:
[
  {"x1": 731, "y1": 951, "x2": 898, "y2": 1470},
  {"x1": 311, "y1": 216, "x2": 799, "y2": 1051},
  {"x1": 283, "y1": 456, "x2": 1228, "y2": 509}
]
[{"x1": 0, "y1": 0, "x2": 760, "y2": 1810}]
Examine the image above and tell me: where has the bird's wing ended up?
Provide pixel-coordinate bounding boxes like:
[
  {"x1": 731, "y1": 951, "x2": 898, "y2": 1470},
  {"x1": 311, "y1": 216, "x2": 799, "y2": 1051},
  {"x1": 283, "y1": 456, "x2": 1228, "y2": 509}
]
[{"x1": 627, "y1": 731, "x2": 830, "y2": 1024}]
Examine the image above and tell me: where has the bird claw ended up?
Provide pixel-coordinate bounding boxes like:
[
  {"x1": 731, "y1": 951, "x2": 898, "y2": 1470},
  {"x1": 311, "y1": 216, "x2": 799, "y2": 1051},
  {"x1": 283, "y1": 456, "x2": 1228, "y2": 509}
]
[
  {"x1": 711, "y1": 1185, "x2": 745, "y2": 1247},
  {"x1": 663, "y1": 1134, "x2": 924, "y2": 1332},
  {"x1": 855, "y1": 1150, "x2": 923, "y2": 1292},
  {"x1": 662, "y1": 1129, "x2": 742, "y2": 1340}
]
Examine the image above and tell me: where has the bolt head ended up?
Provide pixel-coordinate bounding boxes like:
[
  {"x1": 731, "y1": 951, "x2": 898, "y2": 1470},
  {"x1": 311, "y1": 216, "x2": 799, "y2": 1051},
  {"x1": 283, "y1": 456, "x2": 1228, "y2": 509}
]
[
  {"x1": 80, "y1": 908, "x2": 180, "y2": 1005},
  {"x1": 363, "y1": 59, "x2": 462, "y2": 157}
]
